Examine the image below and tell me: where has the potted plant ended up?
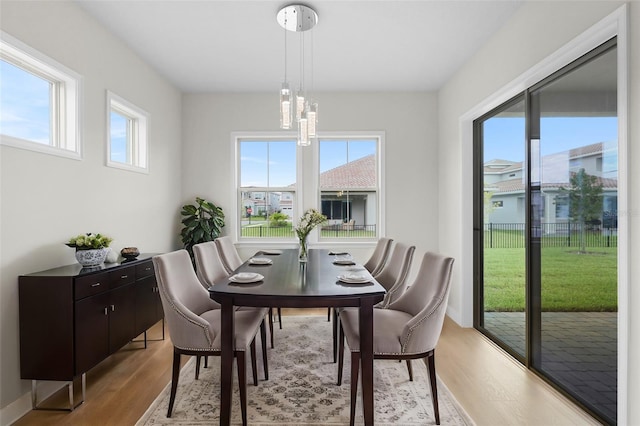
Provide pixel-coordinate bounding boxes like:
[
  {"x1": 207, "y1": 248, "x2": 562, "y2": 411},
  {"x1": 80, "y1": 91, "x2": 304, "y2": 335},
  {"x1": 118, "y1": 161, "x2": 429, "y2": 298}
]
[
  {"x1": 66, "y1": 232, "x2": 113, "y2": 266},
  {"x1": 180, "y1": 197, "x2": 225, "y2": 258}
]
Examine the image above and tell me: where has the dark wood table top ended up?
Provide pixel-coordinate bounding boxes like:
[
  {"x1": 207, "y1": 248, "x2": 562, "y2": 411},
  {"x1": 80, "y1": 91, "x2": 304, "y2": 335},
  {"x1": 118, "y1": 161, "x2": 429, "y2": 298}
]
[{"x1": 209, "y1": 248, "x2": 385, "y2": 308}]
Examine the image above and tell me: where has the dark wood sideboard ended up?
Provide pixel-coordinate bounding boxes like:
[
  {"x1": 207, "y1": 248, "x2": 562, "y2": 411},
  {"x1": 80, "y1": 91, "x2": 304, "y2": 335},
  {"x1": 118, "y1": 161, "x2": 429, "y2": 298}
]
[{"x1": 18, "y1": 253, "x2": 163, "y2": 410}]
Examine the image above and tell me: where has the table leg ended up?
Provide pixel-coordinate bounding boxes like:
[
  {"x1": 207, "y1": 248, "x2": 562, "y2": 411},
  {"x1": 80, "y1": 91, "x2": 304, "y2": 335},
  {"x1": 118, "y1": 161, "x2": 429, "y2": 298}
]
[
  {"x1": 359, "y1": 297, "x2": 375, "y2": 425},
  {"x1": 219, "y1": 296, "x2": 234, "y2": 426}
]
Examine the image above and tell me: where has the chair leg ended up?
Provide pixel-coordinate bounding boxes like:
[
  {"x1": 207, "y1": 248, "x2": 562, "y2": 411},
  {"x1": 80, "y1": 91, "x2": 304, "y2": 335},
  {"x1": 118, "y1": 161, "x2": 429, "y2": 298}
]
[
  {"x1": 268, "y1": 308, "x2": 274, "y2": 348},
  {"x1": 332, "y1": 308, "x2": 339, "y2": 363},
  {"x1": 337, "y1": 322, "x2": 345, "y2": 385},
  {"x1": 425, "y1": 352, "x2": 440, "y2": 425},
  {"x1": 167, "y1": 349, "x2": 181, "y2": 418},
  {"x1": 350, "y1": 352, "x2": 360, "y2": 426},
  {"x1": 250, "y1": 338, "x2": 258, "y2": 386},
  {"x1": 277, "y1": 307, "x2": 282, "y2": 329},
  {"x1": 260, "y1": 320, "x2": 269, "y2": 380},
  {"x1": 195, "y1": 356, "x2": 201, "y2": 380},
  {"x1": 406, "y1": 360, "x2": 414, "y2": 381},
  {"x1": 327, "y1": 307, "x2": 331, "y2": 321},
  {"x1": 236, "y1": 351, "x2": 247, "y2": 426}
]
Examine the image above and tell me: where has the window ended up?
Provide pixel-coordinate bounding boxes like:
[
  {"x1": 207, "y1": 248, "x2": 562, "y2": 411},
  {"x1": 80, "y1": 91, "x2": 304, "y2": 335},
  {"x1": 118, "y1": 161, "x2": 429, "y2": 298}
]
[
  {"x1": 0, "y1": 31, "x2": 81, "y2": 158},
  {"x1": 237, "y1": 138, "x2": 297, "y2": 239},
  {"x1": 106, "y1": 91, "x2": 148, "y2": 172},
  {"x1": 234, "y1": 133, "x2": 383, "y2": 242},
  {"x1": 319, "y1": 137, "x2": 380, "y2": 240}
]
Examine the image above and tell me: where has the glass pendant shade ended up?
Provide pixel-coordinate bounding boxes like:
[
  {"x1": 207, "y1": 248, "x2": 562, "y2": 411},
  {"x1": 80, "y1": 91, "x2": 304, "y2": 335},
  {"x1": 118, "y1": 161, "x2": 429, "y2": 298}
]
[
  {"x1": 296, "y1": 94, "x2": 305, "y2": 121},
  {"x1": 280, "y1": 83, "x2": 292, "y2": 129},
  {"x1": 298, "y1": 117, "x2": 310, "y2": 146},
  {"x1": 306, "y1": 101, "x2": 318, "y2": 137}
]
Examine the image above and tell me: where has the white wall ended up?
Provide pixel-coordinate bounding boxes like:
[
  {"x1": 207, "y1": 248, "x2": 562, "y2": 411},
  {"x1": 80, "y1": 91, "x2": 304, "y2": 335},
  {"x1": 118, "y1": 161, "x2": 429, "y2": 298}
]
[
  {"x1": 437, "y1": 1, "x2": 638, "y2": 423},
  {"x1": 0, "y1": 1, "x2": 182, "y2": 421},
  {"x1": 181, "y1": 92, "x2": 439, "y2": 264}
]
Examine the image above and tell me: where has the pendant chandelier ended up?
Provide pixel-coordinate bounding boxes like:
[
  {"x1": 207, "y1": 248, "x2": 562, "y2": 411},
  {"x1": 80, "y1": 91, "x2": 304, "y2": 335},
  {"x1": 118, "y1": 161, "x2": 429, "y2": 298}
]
[{"x1": 277, "y1": 4, "x2": 318, "y2": 146}]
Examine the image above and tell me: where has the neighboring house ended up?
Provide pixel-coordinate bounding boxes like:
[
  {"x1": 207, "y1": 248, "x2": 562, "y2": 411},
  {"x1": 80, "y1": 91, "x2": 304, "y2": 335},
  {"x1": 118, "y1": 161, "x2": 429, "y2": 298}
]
[
  {"x1": 241, "y1": 154, "x2": 378, "y2": 229},
  {"x1": 319, "y1": 154, "x2": 377, "y2": 230},
  {"x1": 485, "y1": 142, "x2": 618, "y2": 228}
]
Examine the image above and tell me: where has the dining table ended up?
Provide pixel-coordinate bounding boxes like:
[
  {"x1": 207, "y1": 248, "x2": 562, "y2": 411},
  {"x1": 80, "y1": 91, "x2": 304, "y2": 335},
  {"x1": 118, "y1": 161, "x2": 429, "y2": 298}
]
[{"x1": 209, "y1": 248, "x2": 386, "y2": 425}]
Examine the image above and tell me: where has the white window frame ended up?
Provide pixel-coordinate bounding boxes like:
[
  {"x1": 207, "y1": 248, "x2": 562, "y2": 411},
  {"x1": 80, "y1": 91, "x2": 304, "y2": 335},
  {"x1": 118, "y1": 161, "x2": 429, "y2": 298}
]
[
  {"x1": 106, "y1": 91, "x2": 149, "y2": 173},
  {"x1": 231, "y1": 131, "x2": 385, "y2": 249},
  {"x1": 315, "y1": 132, "x2": 385, "y2": 245},
  {"x1": 232, "y1": 132, "x2": 301, "y2": 246},
  {"x1": 0, "y1": 31, "x2": 82, "y2": 159}
]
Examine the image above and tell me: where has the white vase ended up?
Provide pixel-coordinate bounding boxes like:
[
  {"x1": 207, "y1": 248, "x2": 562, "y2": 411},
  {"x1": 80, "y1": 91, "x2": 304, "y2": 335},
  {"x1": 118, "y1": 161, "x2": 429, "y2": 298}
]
[{"x1": 75, "y1": 248, "x2": 109, "y2": 267}]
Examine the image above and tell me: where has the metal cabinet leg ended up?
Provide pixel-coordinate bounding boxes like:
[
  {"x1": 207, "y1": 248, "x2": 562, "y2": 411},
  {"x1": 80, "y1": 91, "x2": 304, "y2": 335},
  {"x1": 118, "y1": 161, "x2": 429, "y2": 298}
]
[{"x1": 32, "y1": 373, "x2": 86, "y2": 411}]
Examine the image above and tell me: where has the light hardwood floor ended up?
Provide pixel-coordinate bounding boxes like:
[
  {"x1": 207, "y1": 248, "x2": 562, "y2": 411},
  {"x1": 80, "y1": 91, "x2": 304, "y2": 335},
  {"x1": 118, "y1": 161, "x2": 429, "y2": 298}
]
[{"x1": 13, "y1": 309, "x2": 599, "y2": 426}]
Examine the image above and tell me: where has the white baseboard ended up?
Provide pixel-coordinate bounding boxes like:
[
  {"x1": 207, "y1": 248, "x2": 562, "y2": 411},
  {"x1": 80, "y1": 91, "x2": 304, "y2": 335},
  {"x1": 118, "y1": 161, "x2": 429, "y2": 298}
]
[
  {"x1": 1, "y1": 381, "x2": 64, "y2": 425},
  {"x1": 446, "y1": 304, "x2": 463, "y2": 326}
]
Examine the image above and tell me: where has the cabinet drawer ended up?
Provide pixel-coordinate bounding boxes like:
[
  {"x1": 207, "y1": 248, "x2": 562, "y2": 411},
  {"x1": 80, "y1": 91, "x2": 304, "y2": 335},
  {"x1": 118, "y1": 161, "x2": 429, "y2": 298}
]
[
  {"x1": 75, "y1": 273, "x2": 109, "y2": 300},
  {"x1": 136, "y1": 261, "x2": 154, "y2": 279},
  {"x1": 109, "y1": 266, "x2": 136, "y2": 289}
]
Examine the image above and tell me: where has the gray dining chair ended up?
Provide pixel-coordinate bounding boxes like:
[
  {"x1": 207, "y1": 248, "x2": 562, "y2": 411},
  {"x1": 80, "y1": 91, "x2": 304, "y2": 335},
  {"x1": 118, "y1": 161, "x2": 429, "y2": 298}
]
[
  {"x1": 332, "y1": 242, "x2": 415, "y2": 362},
  {"x1": 193, "y1": 241, "x2": 276, "y2": 349},
  {"x1": 215, "y1": 236, "x2": 283, "y2": 330},
  {"x1": 153, "y1": 249, "x2": 269, "y2": 423},
  {"x1": 327, "y1": 238, "x2": 394, "y2": 321},
  {"x1": 337, "y1": 251, "x2": 454, "y2": 425},
  {"x1": 373, "y1": 242, "x2": 415, "y2": 308},
  {"x1": 363, "y1": 237, "x2": 394, "y2": 276}
]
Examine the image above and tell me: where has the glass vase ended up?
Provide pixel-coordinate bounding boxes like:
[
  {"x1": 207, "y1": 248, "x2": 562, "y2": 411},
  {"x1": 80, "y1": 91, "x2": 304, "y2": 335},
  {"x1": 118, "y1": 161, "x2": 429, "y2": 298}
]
[{"x1": 298, "y1": 237, "x2": 308, "y2": 262}]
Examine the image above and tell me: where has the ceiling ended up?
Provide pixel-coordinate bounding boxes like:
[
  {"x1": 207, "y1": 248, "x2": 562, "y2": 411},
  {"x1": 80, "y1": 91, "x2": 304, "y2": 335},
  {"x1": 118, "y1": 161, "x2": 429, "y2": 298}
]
[{"x1": 75, "y1": 0, "x2": 524, "y2": 93}]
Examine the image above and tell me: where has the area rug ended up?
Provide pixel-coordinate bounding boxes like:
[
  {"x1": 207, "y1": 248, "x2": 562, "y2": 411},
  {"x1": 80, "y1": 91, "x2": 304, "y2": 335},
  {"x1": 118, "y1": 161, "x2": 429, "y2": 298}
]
[{"x1": 137, "y1": 316, "x2": 473, "y2": 425}]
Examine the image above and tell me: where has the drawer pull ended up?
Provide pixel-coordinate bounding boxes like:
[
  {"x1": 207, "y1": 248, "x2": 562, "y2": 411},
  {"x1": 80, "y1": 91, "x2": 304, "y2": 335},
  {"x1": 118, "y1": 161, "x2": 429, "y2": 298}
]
[
  {"x1": 120, "y1": 275, "x2": 128, "y2": 279},
  {"x1": 104, "y1": 307, "x2": 108, "y2": 315},
  {"x1": 145, "y1": 267, "x2": 151, "y2": 271},
  {"x1": 111, "y1": 304, "x2": 115, "y2": 312},
  {"x1": 91, "y1": 283, "x2": 101, "y2": 287}
]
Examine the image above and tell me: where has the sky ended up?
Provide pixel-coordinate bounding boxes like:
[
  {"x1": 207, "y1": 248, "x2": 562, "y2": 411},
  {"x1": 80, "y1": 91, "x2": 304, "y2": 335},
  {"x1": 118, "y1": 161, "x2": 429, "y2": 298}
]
[
  {"x1": 240, "y1": 139, "x2": 376, "y2": 188},
  {"x1": 483, "y1": 116, "x2": 618, "y2": 163}
]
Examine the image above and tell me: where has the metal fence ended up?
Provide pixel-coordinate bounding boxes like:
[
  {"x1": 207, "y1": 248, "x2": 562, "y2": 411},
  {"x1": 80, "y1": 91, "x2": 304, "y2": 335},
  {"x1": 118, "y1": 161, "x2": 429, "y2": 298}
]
[
  {"x1": 484, "y1": 222, "x2": 618, "y2": 249},
  {"x1": 241, "y1": 223, "x2": 377, "y2": 238}
]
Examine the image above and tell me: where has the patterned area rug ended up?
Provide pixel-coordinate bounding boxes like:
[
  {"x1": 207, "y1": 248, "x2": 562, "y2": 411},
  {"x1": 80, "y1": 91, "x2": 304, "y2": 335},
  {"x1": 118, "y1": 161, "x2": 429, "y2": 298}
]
[{"x1": 137, "y1": 316, "x2": 473, "y2": 425}]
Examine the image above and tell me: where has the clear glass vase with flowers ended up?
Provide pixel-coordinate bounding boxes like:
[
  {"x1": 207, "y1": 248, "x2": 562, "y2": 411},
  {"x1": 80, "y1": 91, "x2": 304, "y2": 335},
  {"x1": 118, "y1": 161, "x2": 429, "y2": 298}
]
[{"x1": 295, "y1": 209, "x2": 327, "y2": 262}]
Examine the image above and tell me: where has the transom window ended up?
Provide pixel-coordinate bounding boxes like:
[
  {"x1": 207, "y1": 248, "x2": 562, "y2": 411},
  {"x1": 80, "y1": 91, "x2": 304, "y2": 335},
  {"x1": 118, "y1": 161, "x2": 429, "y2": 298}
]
[
  {"x1": 0, "y1": 31, "x2": 81, "y2": 158},
  {"x1": 106, "y1": 91, "x2": 148, "y2": 172}
]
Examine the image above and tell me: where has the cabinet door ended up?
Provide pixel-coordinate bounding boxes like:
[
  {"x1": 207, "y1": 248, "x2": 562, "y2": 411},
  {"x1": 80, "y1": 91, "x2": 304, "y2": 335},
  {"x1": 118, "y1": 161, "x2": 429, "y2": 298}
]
[
  {"x1": 134, "y1": 275, "x2": 160, "y2": 336},
  {"x1": 75, "y1": 292, "x2": 110, "y2": 375},
  {"x1": 108, "y1": 285, "x2": 135, "y2": 353}
]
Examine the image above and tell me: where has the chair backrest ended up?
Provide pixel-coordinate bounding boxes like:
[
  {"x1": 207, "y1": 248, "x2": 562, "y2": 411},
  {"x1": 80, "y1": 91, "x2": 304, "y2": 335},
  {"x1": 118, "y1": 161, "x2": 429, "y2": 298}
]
[
  {"x1": 215, "y1": 236, "x2": 243, "y2": 274},
  {"x1": 153, "y1": 250, "x2": 219, "y2": 350},
  {"x1": 193, "y1": 241, "x2": 229, "y2": 289},
  {"x1": 373, "y1": 242, "x2": 415, "y2": 307},
  {"x1": 388, "y1": 251, "x2": 454, "y2": 355},
  {"x1": 363, "y1": 237, "x2": 393, "y2": 276}
]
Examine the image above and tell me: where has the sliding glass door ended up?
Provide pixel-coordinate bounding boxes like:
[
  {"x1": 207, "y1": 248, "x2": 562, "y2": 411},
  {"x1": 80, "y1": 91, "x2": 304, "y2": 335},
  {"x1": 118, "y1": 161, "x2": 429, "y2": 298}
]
[{"x1": 474, "y1": 39, "x2": 618, "y2": 424}]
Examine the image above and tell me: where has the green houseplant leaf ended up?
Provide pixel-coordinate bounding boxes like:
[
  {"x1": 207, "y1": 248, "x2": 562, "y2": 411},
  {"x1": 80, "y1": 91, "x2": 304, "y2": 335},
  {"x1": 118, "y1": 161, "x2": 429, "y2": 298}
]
[{"x1": 180, "y1": 197, "x2": 225, "y2": 258}]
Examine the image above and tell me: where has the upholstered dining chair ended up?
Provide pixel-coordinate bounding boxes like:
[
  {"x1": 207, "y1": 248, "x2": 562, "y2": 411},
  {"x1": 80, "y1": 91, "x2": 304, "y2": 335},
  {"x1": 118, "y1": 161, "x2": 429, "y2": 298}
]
[
  {"x1": 193, "y1": 241, "x2": 276, "y2": 349},
  {"x1": 337, "y1": 251, "x2": 454, "y2": 425},
  {"x1": 327, "y1": 237, "x2": 394, "y2": 321},
  {"x1": 153, "y1": 250, "x2": 269, "y2": 423},
  {"x1": 332, "y1": 242, "x2": 415, "y2": 362},
  {"x1": 363, "y1": 237, "x2": 394, "y2": 276},
  {"x1": 215, "y1": 236, "x2": 283, "y2": 330},
  {"x1": 372, "y1": 242, "x2": 415, "y2": 308}
]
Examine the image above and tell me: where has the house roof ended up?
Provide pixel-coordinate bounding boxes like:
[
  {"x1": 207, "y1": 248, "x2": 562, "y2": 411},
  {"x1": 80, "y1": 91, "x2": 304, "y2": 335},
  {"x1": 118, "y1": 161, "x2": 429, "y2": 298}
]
[
  {"x1": 487, "y1": 174, "x2": 618, "y2": 194},
  {"x1": 319, "y1": 154, "x2": 376, "y2": 189}
]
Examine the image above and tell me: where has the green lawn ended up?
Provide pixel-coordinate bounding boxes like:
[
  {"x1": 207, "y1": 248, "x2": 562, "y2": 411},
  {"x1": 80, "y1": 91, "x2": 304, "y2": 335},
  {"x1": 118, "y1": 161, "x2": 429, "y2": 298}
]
[{"x1": 484, "y1": 247, "x2": 617, "y2": 312}]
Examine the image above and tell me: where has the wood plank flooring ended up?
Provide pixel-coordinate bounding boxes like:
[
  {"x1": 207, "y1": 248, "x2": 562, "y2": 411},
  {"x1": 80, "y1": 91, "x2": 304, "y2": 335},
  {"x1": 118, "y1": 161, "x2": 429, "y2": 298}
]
[{"x1": 13, "y1": 309, "x2": 599, "y2": 425}]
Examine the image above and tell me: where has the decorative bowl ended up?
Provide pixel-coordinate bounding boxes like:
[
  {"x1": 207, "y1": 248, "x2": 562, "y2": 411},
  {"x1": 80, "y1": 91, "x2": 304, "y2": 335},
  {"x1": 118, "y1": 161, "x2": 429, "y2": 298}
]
[
  {"x1": 121, "y1": 247, "x2": 140, "y2": 260},
  {"x1": 75, "y1": 248, "x2": 109, "y2": 267}
]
